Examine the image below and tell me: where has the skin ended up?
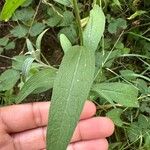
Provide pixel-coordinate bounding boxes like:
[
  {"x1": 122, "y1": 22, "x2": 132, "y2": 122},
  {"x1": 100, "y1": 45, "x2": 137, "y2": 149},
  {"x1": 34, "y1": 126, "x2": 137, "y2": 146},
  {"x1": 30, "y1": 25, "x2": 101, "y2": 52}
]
[{"x1": 0, "y1": 101, "x2": 114, "y2": 150}]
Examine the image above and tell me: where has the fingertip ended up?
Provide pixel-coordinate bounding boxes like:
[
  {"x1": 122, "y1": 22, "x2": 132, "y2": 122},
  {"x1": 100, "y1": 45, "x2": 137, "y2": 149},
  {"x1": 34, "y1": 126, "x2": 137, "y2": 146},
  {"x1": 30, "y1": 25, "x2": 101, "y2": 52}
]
[
  {"x1": 97, "y1": 117, "x2": 115, "y2": 137},
  {"x1": 80, "y1": 101, "x2": 96, "y2": 120}
]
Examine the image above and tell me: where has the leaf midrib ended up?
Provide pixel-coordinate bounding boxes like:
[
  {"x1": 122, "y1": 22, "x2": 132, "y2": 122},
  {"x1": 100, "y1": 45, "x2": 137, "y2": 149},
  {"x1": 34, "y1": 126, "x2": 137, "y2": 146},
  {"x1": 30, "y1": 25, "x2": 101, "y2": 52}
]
[{"x1": 56, "y1": 48, "x2": 83, "y2": 144}]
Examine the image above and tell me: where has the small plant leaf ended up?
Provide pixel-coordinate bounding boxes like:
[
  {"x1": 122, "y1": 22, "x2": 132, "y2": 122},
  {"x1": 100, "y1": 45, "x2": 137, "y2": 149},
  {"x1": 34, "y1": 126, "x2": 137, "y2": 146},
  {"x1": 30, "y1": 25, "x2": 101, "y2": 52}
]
[
  {"x1": 0, "y1": 0, "x2": 27, "y2": 21},
  {"x1": 106, "y1": 108, "x2": 123, "y2": 127},
  {"x1": 36, "y1": 29, "x2": 49, "y2": 51},
  {"x1": 113, "y1": 0, "x2": 122, "y2": 9},
  {"x1": 0, "y1": 37, "x2": 9, "y2": 46},
  {"x1": 29, "y1": 23, "x2": 46, "y2": 37},
  {"x1": 5, "y1": 41, "x2": 16, "y2": 50},
  {"x1": 83, "y1": 5, "x2": 105, "y2": 52},
  {"x1": 10, "y1": 25, "x2": 28, "y2": 38},
  {"x1": 26, "y1": 39, "x2": 35, "y2": 52},
  {"x1": 22, "y1": 57, "x2": 35, "y2": 80},
  {"x1": 54, "y1": 0, "x2": 72, "y2": 7},
  {"x1": 12, "y1": 55, "x2": 28, "y2": 71},
  {"x1": 47, "y1": 46, "x2": 95, "y2": 150},
  {"x1": 12, "y1": 7, "x2": 35, "y2": 21},
  {"x1": 60, "y1": 34, "x2": 72, "y2": 53},
  {"x1": 0, "y1": 69, "x2": 20, "y2": 91},
  {"x1": 128, "y1": 10, "x2": 146, "y2": 20},
  {"x1": 15, "y1": 68, "x2": 56, "y2": 103},
  {"x1": 92, "y1": 82, "x2": 139, "y2": 107},
  {"x1": 108, "y1": 18, "x2": 127, "y2": 34}
]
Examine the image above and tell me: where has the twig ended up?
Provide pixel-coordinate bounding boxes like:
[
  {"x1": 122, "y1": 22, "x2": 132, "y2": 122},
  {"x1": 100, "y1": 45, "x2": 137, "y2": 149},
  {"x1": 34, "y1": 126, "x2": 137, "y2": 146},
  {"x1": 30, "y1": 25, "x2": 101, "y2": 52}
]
[{"x1": 72, "y1": 0, "x2": 83, "y2": 45}]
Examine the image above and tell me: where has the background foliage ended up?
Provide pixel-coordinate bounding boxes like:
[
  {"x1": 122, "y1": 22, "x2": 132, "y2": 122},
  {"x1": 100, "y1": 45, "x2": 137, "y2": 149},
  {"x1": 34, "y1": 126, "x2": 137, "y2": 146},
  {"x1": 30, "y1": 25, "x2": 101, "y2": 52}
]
[{"x1": 0, "y1": 0, "x2": 150, "y2": 149}]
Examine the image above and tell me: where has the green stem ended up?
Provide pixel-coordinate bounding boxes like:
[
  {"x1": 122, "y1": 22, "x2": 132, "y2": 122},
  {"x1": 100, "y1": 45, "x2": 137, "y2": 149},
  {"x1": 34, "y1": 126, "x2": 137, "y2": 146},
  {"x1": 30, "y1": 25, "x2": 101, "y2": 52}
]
[{"x1": 72, "y1": 0, "x2": 83, "y2": 45}]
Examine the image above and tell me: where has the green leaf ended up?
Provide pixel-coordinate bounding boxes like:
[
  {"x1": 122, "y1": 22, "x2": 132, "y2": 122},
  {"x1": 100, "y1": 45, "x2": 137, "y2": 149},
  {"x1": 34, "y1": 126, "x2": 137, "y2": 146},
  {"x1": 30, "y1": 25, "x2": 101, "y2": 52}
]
[
  {"x1": 0, "y1": 47, "x2": 4, "y2": 54},
  {"x1": 83, "y1": 5, "x2": 105, "y2": 52},
  {"x1": 15, "y1": 68, "x2": 56, "y2": 103},
  {"x1": 108, "y1": 18, "x2": 127, "y2": 34},
  {"x1": 5, "y1": 41, "x2": 16, "y2": 50},
  {"x1": 0, "y1": 37, "x2": 9, "y2": 46},
  {"x1": 120, "y1": 70, "x2": 136, "y2": 80},
  {"x1": 26, "y1": 39, "x2": 35, "y2": 52},
  {"x1": 12, "y1": 55, "x2": 27, "y2": 70},
  {"x1": 106, "y1": 108, "x2": 123, "y2": 127},
  {"x1": 22, "y1": 57, "x2": 35, "y2": 80},
  {"x1": 0, "y1": 69, "x2": 20, "y2": 91},
  {"x1": 46, "y1": 15, "x2": 62, "y2": 27},
  {"x1": 54, "y1": 0, "x2": 72, "y2": 7},
  {"x1": 60, "y1": 34, "x2": 72, "y2": 53},
  {"x1": 128, "y1": 10, "x2": 146, "y2": 20},
  {"x1": 120, "y1": 70, "x2": 150, "y2": 82},
  {"x1": 92, "y1": 82, "x2": 139, "y2": 107},
  {"x1": 59, "y1": 11, "x2": 74, "y2": 27},
  {"x1": 113, "y1": 0, "x2": 122, "y2": 9},
  {"x1": 59, "y1": 25, "x2": 77, "y2": 44},
  {"x1": 127, "y1": 115, "x2": 150, "y2": 142},
  {"x1": 0, "y1": 0, "x2": 27, "y2": 21},
  {"x1": 29, "y1": 23, "x2": 46, "y2": 37},
  {"x1": 12, "y1": 7, "x2": 34, "y2": 21},
  {"x1": 127, "y1": 122, "x2": 141, "y2": 142},
  {"x1": 21, "y1": 0, "x2": 32, "y2": 7},
  {"x1": 10, "y1": 25, "x2": 28, "y2": 38},
  {"x1": 47, "y1": 46, "x2": 95, "y2": 150},
  {"x1": 36, "y1": 29, "x2": 49, "y2": 50}
]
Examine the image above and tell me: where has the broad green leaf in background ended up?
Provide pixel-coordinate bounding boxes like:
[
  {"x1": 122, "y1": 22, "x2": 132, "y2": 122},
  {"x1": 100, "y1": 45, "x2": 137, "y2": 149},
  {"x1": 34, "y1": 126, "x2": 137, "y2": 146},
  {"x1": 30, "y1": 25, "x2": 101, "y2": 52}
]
[
  {"x1": 0, "y1": 37, "x2": 9, "y2": 46},
  {"x1": 106, "y1": 108, "x2": 123, "y2": 127},
  {"x1": 59, "y1": 11, "x2": 74, "y2": 27},
  {"x1": 60, "y1": 34, "x2": 72, "y2": 53},
  {"x1": 59, "y1": 25, "x2": 77, "y2": 44},
  {"x1": 0, "y1": 69, "x2": 20, "y2": 91},
  {"x1": 83, "y1": 5, "x2": 105, "y2": 52},
  {"x1": 12, "y1": 55, "x2": 28, "y2": 71},
  {"x1": 127, "y1": 115, "x2": 150, "y2": 142},
  {"x1": 15, "y1": 68, "x2": 56, "y2": 103},
  {"x1": 108, "y1": 18, "x2": 127, "y2": 34},
  {"x1": 47, "y1": 46, "x2": 95, "y2": 150},
  {"x1": 92, "y1": 82, "x2": 139, "y2": 107},
  {"x1": 0, "y1": 0, "x2": 27, "y2": 21},
  {"x1": 10, "y1": 25, "x2": 28, "y2": 38},
  {"x1": 46, "y1": 16, "x2": 62, "y2": 27},
  {"x1": 54, "y1": 0, "x2": 72, "y2": 7},
  {"x1": 120, "y1": 69, "x2": 150, "y2": 82},
  {"x1": 12, "y1": 7, "x2": 35, "y2": 21},
  {"x1": 113, "y1": 0, "x2": 122, "y2": 9},
  {"x1": 5, "y1": 41, "x2": 16, "y2": 50},
  {"x1": 29, "y1": 23, "x2": 46, "y2": 37},
  {"x1": 21, "y1": 0, "x2": 32, "y2": 7},
  {"x1": 127, "y1": 122, "x2": 141, "y2": 142}
]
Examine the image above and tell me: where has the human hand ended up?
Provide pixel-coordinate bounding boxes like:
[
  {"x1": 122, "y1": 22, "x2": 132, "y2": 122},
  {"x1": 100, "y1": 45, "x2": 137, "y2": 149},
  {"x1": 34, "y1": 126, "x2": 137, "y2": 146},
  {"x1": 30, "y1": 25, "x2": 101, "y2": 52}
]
[{"x1": 0, "y1": 101, "x2": 114, "y2": 150}]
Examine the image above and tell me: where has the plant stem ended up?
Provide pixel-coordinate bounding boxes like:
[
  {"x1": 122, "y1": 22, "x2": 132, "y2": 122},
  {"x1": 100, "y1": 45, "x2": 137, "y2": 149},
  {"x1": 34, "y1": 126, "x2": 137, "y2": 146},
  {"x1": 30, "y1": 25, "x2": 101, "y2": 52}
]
[{"x1": 72, "y1": 0, "x2": 83, "y2": 45}]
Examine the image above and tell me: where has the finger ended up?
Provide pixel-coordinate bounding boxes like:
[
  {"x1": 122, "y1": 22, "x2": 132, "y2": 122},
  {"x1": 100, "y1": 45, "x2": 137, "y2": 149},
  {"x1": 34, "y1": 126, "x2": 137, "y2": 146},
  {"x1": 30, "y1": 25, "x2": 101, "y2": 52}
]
[
  {"x1": 71, "y1": 117, "x2": 114, "y2": 142},
  {"x1": 68, "y1": 139, "x2": 108, "y2": 150},
  {"x1": 0, "y1": 101, "x2": 96, "y2": 133},
  {"x1": 31, "y1": 139, "x2": 108, "y2": 150},
  {"x1": 12, "y1": 117, "x2": 114, "y2": 149},
  {"x1": 12, "y1": 127, "x2": 46, "y2": 150}
]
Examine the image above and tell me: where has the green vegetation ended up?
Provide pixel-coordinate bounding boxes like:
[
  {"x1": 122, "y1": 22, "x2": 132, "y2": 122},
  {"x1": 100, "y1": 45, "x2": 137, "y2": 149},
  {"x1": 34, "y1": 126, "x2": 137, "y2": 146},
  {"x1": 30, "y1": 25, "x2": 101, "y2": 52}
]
[{"x1": 0, "y1": 0, "x2": 150, "y2": 149}]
